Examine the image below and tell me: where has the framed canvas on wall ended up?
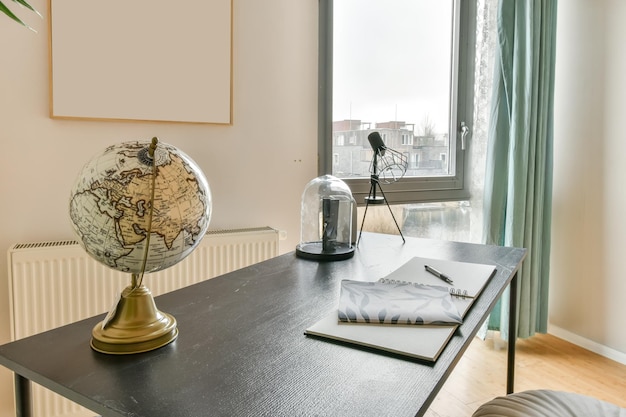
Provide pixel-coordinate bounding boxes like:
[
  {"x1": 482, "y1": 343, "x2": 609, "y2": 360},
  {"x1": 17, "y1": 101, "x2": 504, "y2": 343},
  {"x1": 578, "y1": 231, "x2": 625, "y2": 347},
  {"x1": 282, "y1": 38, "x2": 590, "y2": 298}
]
[{"x1": 49, "y1": 0, "x2": 232, "y2": 124}]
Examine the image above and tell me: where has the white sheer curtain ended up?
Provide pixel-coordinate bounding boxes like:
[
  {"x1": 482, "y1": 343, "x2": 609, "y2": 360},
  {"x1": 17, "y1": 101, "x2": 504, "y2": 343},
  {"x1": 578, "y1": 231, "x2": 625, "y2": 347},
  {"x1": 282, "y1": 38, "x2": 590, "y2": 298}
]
[{"x1": 467, "y1": 0, "x2": 499, "y2": 243}]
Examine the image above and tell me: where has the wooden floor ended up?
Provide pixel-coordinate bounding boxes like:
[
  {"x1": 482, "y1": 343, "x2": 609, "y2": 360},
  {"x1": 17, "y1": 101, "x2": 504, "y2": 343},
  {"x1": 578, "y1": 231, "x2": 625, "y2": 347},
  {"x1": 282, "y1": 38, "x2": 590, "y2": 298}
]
[{"x1": 425, "y1": 333, "x2": 626, "y2": 417}]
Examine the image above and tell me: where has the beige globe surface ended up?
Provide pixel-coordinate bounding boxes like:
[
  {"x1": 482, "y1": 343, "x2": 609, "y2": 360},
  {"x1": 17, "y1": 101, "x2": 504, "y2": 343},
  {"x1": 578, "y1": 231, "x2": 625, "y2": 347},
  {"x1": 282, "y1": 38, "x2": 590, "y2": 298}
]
[{"x1": 69, "y1": 139, "x2": 211, "y2": 275}]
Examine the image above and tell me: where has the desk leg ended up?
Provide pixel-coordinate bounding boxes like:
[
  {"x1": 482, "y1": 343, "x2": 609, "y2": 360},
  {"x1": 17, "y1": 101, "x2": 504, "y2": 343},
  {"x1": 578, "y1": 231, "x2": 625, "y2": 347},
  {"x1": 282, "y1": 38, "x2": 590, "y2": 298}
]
[
  {"x1": 506, "y1": 271, "x2": 518, "y2": 394},
  {"x1": 15, "y1": 374, "x2": 32, "y2": 417}
]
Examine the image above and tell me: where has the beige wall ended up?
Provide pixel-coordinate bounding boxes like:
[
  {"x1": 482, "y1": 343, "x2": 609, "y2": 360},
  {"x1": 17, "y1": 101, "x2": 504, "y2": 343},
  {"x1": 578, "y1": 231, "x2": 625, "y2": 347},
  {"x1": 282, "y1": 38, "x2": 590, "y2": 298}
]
[
  {"x1": 550, "y1": 0, "x2": 626, "y2": 362},
  {"x1": 2, "y1": 0, "x2": 626, "y2": 415},
  {"x1": 0, "y1": 0, "x2": 317, "y2": 413}
]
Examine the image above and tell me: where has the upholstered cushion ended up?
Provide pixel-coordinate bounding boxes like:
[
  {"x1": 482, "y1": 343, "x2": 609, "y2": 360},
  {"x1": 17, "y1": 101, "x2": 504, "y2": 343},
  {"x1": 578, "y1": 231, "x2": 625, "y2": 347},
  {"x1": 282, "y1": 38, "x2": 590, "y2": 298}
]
[{"x1": 472, "y1": 389, "x2": 626, "y2": 417}]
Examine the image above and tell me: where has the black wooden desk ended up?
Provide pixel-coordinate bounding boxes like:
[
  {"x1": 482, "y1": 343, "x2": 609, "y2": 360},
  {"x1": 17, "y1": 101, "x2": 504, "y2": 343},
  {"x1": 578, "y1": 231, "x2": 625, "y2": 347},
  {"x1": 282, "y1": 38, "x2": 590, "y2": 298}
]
[{"x1": 0, "y1": 233, "x2": 526, "y2": 417}]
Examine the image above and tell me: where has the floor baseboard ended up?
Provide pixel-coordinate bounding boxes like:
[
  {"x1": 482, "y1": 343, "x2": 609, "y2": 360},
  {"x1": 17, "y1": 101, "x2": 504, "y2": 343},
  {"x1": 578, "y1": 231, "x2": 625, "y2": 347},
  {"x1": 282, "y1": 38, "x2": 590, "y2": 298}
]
[{"x1": 548, "y1": 324, "x2": 626, "y2": 366}]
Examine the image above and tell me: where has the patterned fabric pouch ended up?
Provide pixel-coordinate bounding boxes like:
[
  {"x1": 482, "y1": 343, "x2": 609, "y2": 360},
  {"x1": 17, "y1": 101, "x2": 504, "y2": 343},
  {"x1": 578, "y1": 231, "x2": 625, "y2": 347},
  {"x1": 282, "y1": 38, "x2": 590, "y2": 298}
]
[{"x1": 338, "y1": 280, "x2": 462, "y2": 325}]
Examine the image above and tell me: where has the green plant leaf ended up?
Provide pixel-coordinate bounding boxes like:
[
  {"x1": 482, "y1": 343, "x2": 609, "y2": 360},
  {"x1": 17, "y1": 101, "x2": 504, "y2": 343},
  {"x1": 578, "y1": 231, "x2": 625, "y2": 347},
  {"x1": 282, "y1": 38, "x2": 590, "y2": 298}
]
[
  {"x1": 1, "y1": 0, "x2": 40, "y2": 31},
  {"x1": 1, "y1": 1, "x2": 26, "y2": 24},
  {"x1": 13, "y1": 0, "x2": 42, "y2": 18}
]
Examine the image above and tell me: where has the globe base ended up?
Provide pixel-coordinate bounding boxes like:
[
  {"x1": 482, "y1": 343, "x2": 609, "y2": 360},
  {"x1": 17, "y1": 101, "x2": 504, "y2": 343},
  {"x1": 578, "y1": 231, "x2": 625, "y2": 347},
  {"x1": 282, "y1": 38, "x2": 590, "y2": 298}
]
[{"x1": 91, "y1": 284, "x2": 178, "y2": 355}]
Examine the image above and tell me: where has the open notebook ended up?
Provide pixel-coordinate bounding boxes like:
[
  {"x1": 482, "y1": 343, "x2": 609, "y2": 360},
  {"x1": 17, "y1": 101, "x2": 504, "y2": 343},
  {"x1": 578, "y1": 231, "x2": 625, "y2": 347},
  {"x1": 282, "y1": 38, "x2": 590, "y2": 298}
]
[{"x1": 305, "y1": 256, "x2": 497, "y2": 362}]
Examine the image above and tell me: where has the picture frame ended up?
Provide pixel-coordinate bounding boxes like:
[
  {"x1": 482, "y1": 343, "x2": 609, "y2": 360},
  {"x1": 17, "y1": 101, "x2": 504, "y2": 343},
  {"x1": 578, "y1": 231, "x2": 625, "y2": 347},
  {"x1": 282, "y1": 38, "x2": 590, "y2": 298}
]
[{"x1": 49, "y1": 0, "x2": 232, "y2": 124}]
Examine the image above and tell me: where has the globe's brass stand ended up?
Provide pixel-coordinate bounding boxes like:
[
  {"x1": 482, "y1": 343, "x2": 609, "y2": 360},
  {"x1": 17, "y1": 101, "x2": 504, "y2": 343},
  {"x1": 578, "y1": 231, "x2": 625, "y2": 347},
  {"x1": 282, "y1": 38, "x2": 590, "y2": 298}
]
[
  {"x1": 91, "y1": 138, "x2": 178, "y2": 354},
  {"x1": 90, "y1": 276, "x2": 178, "y2": 355}
]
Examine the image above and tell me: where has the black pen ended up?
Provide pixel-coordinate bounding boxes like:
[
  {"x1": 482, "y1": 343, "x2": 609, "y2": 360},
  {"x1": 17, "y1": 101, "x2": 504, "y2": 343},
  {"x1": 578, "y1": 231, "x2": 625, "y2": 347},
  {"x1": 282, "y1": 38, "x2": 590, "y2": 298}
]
[{"x1": 424, "y1": 264, "x2": 454, "y2": 285}]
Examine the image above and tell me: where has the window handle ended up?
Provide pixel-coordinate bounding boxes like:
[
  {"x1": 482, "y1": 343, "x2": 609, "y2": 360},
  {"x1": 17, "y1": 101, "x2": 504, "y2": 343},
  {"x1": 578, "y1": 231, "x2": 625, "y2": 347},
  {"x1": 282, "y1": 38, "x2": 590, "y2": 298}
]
[{"x1": 460, "y1": 122, "x2": 470, "y2": 151}]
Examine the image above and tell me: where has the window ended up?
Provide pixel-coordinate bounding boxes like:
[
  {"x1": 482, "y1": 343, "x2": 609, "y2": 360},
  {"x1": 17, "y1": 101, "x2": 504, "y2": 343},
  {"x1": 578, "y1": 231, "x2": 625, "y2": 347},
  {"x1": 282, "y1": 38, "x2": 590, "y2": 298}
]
[{"x1": 318, "y1": 0, "x2": 477, "y2": 204}]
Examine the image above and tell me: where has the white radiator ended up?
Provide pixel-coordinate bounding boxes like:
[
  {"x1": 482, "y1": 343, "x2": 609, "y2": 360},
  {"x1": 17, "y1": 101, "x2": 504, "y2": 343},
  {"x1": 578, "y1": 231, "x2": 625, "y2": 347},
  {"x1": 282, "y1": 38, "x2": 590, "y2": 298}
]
[{"x1": 7, "y1": 226, "x2": 279, "y2": 417}]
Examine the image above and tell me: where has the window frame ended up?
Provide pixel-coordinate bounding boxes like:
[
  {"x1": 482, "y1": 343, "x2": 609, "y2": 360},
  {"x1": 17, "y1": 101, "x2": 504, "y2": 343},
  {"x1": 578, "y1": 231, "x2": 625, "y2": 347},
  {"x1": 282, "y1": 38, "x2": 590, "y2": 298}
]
[{"x1": 318, "y1": 0, "x2": 477, "y2": 205}]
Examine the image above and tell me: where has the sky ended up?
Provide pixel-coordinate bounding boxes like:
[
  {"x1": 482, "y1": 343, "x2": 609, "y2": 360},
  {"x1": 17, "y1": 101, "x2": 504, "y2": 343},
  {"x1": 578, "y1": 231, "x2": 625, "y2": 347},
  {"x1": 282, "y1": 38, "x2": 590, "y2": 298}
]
[{"x1": 333, "y1": 0, "x2": 454, "y2": 134}]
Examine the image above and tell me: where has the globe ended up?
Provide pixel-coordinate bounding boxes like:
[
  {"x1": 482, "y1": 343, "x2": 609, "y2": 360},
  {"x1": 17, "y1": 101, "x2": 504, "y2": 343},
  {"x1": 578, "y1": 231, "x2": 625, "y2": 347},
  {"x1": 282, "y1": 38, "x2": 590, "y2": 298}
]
[
  {"x1": 69, "y1": 138, "x2": 212, "y2": 354},
  {"x1": 69, "y1": 138, "x2": 212, "y2": 276}
]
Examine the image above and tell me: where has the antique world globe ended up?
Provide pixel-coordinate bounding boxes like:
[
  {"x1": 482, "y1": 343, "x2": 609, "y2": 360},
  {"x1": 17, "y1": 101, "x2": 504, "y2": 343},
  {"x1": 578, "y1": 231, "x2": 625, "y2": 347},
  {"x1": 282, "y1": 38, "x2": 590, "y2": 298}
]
[{"x1": 69, "y1": 137, "x2": 212, "y2": 354}]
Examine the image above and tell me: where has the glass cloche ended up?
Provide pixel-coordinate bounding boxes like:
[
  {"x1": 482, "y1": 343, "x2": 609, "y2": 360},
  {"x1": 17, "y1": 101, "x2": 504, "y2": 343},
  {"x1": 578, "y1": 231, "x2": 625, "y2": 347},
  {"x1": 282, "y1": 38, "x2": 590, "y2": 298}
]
[{"x1": 296, "y1": 175, "x2": 355, "y2": 261}]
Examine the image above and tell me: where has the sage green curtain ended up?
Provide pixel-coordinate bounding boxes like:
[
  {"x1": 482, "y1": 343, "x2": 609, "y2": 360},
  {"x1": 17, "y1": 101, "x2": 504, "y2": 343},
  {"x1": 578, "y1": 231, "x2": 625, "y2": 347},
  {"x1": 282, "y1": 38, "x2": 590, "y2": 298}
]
[{"x1": 482, "y1": 0, "x2": 557, "y2": 339}]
